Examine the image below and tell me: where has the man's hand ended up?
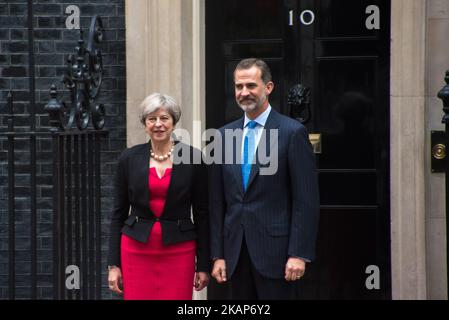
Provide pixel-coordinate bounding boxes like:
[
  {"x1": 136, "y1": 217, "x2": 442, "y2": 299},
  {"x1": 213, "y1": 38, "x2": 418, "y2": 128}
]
[
  {"x1": 108, "y1": 267, "x2": 123, "y2": 294},
  {"x1": 194, "y1": 272, "x2": 210, "y2": 291},
  {"x1": 211, "y1": 259, "x2": 227, "y2": 283},
  {"x1": 284, "y1": 257, "x2": 306, "y2": 281}
]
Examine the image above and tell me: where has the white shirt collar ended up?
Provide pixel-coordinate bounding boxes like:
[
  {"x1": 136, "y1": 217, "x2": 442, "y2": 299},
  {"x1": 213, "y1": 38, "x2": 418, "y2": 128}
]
[{"x1": 244, "y1": 104, "x2": 272, "y2": 128}]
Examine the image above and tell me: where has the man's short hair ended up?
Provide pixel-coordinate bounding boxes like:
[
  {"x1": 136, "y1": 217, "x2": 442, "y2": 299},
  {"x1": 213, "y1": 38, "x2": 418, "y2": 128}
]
[{"x1": 234, "y1": 58, "x2": 272, "y2": 84}]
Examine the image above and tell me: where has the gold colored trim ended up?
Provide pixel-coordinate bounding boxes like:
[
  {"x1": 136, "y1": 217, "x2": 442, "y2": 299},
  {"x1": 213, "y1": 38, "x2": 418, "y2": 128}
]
[
  {"x1": 309, "y1": 133, "x2": 322, "y2": 154},
  {"x1": 432, "y1": 143, "x2": 446, "y2": 160}
]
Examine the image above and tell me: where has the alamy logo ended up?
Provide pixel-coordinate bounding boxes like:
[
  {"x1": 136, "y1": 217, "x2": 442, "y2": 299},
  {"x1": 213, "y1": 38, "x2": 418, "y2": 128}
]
[
  {"x1": 365, "y1": 265, "x2": 380, "y2": 290},
  {"x1": 65, "y1": 265, "x2": 80, "y2": 290},
  {"x1": 65, "y1": 5, "x2": 80, "y2": 30},
  {"x1": 173, "y1": 125, "x2": 279, "y2": 176},
  {"x1": 365, "y1": 5, "x2": 380, "y2": 30}
]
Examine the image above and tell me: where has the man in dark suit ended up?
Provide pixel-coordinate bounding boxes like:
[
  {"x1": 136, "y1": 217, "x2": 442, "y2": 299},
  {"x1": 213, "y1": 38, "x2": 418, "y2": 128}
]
[{"x1": 210, "y1": 58, "x2": 320, "y2": 299}]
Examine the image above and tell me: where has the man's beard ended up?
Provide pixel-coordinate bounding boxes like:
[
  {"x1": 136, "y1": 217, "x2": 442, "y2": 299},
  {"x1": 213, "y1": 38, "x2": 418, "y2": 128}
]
[
  {"x1": 238, "y1": 100, "x2": 257, "y2": 112},
  {"x1": 237, "y1": 94, "x2": 266, "y2": 112}
]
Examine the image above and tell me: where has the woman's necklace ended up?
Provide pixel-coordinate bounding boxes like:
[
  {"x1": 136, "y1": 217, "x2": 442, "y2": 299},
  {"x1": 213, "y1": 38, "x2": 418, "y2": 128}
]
[{"x1": 149, "y1": 141, "x2": 175, "y2": 162}]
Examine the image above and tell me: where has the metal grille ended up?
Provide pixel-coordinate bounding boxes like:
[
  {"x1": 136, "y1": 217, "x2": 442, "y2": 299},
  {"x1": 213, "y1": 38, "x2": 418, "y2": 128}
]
[{"x1": 1, "y1": 0, "x2": 108, "y2": 299}]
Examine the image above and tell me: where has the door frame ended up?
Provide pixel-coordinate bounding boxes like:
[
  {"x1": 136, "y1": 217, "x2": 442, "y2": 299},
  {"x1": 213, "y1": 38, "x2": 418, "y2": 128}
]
[
  {"x1": 389, "y1": 0, "x2": 428, "y2": 299},
  {"x1": 124, "y1": 0, "x2": 430, "y2": 299}
]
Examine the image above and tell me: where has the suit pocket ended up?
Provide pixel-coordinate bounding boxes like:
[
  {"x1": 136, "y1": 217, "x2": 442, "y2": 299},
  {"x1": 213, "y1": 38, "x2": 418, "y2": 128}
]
[{"x1": 266, "y1": 224, "x2": 289, "y2": 237}]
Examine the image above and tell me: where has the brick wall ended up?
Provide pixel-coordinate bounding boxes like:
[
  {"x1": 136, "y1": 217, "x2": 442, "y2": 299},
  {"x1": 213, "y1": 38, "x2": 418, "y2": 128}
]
[{"x1": 0, "y1": 0, "x2": 126, "y2": 299}]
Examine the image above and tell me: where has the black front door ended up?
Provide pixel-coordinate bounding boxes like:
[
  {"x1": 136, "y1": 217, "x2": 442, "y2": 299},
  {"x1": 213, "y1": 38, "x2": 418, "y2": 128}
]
[{"x1": 206, "y1": 0, "x2": 391, "y2": 299}]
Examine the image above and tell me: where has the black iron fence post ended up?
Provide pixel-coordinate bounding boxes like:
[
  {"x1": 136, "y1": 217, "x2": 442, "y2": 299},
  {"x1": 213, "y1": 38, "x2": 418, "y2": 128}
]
[
  {"x1": 94, "y1": 133, "x2": 102, "y2": 299},
  {"x1": 437, "y1": 70, "x2": 449, "y2": 299},
  {"x1": 7, "y1": 92, "x2": 15, "y2": 300},
  {"x1": 25, "y1": 0, "x2": 38, "y2": 299},
  {"x1": 51, "y1": 131, "x2": 60, "y2": 300}
]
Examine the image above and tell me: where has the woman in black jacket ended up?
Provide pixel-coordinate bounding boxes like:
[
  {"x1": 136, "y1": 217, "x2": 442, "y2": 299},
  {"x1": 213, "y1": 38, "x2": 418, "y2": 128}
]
[{"x1": 107, "y1": 93, "x2": 209, "y2": 299}]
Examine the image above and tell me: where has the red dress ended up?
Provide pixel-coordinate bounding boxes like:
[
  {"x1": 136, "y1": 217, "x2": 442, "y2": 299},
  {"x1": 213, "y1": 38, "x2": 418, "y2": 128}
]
[{"x1": 121, "y1": 167, "x2": 196, "y2": 300}]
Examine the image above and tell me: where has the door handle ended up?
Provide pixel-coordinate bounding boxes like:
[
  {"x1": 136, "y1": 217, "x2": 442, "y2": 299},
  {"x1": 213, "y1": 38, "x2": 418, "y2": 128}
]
[{"x1": 288, "y1": 84, "x2": 319, "y2": 153}]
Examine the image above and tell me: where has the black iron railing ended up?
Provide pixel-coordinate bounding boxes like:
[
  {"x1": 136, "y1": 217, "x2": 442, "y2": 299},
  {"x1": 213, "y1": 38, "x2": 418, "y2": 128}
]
[
  {"x1": 3, "y1": 105, "x2": 106, "y2": 299},
  {"x1": 1, "y1": 1, "x2": 108, "y2": 300},
  {"x1": 50, "y1": 129, "x2": 106, "y2": 299}
]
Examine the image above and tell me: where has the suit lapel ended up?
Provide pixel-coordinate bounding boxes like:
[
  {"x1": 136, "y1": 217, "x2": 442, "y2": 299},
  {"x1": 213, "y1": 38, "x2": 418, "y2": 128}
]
[
  {"x1": 229, "y1": 118, "x2": 245, "y2": 196},
  {"x1": 246, "y1": 109, "x2": 281, "y2": 192},
  {"x1": 137, "y1": 142, "x2": 151, "y2": 214},
  {"x1": 160, "y1": 141, "x2": 183, "y2": 217}
]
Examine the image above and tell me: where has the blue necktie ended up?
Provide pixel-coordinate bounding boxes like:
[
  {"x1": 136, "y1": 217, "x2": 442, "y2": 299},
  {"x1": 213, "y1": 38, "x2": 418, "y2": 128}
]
[{"x1": 242, "y1": 120, "x2": 258, "y2": 191}]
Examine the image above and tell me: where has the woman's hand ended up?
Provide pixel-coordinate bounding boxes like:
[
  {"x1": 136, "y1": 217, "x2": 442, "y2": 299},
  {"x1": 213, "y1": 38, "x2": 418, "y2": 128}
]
[
  {"x1": 108, "y1": 267, "x2": 123, "y2": 295},
  {"x1": 193, "y1": 271, "x2": 210, "y2": 291}
]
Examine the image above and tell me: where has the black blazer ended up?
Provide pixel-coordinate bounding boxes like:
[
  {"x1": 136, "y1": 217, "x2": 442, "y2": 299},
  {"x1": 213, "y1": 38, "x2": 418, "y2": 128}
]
[
  {"x1": 209, "y1": 108, "x2": 320, "y2": 279},
  {"x1": 108, "y1": 141, "x2": 210, "y2": 272}
]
